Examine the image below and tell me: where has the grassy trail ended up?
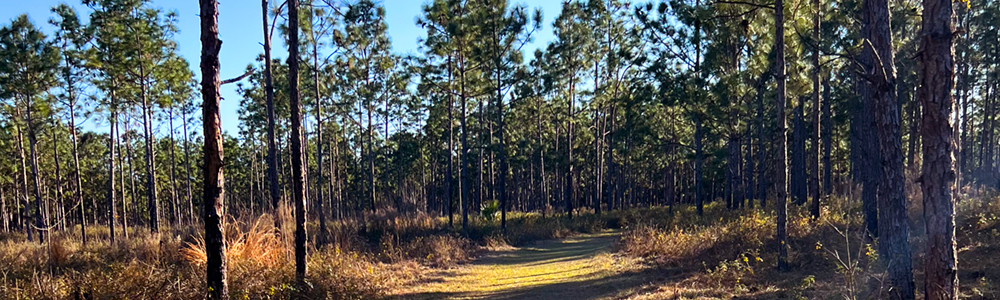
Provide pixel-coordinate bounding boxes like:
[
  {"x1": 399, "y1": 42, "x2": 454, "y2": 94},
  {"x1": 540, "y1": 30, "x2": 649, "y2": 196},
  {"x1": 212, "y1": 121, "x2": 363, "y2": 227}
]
[{"x1": 394, "y1": 231, "x2": 658, "y2": 300}]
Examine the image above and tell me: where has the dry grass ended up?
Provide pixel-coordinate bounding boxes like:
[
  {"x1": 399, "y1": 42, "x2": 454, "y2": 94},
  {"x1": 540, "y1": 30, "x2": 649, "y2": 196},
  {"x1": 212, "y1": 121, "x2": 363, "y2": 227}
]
[
  {"x1": 616, "y1": 193, "x2": 1000, "y2": 300},
  {"x1": 0, "y1": 212, "x2": 396, "y2": 299}
]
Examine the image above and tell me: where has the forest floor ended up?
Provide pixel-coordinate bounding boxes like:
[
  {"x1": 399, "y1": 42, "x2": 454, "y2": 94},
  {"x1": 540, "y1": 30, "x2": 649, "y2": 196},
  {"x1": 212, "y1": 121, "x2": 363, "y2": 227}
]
[{"x1": 392, "y1": 231, "x2": 663, "y2": 300}]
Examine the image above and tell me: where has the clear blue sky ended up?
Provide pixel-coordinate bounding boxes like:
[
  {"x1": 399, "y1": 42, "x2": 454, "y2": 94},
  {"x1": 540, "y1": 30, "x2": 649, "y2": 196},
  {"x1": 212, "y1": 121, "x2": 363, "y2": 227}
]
[{"x1": 2, "y1": 0, "x2": 565, "y2": 136}]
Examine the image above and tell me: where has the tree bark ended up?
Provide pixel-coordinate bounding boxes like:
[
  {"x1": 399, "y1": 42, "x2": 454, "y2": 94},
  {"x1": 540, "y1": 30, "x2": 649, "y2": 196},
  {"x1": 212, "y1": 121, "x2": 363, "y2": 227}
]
[
  {"x1": 775, "y1": 0, "x2": 789, "y2": 271},
  {"x1": 810, "y1": 0, "x2": 822, "y2": 218},
  {"x1": 312, "y1": 39, "x2": 328, "y2": 247},
  {"x1": 822, "y1": 78, "x2": 832, "y2": 196},
  {"x1": 182, "y1": 104, "x2": 195, "y2": 222},
  {"x1": 199, "y1": 0, "x2": 229, "y2": 297},
  {"x1": 694, "y1": 115, "x2": 703, "y2": 215},
  {"x1": 139, "y1": 65, "x2": 158, "y2": 233},
  {"x1": 168, "y1": 108, "x2": 180, "y2": 225},
  {"x1": 263, "y1": 0, "x2": 281, "y2": 218},
  {"x1": 106, "y1": 91, "x2": 118, "y2": 245},
  {"x1": 287, "y1": 0, "x2": 308, "y2": 281},
  {"x1": 865, "y1": 0, "x2": 915, "y2": 296},
  {"x1": 69, "y1": 90, "x2": 86, "y2": 245},
  {"x1": 792, "y1": 104, "x2": 807, "y2": 206},
  {"x1": 918, "y1": 0, "x2": 958, "y2": 298},
  {"x1": 25, "y1": 99, "x2": 45, "y2": 243}
]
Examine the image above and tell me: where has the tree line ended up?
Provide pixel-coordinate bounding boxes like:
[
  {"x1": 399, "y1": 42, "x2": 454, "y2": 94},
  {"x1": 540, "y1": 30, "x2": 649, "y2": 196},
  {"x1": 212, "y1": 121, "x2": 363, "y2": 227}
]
[{"x1": 0, "y1": 0, "x2": 966, "y2": 298}]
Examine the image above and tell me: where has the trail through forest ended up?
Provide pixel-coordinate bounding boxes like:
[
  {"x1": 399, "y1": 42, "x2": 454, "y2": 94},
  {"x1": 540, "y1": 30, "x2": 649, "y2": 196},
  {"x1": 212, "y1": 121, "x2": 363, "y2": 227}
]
[{"x1": 394, "y1": 231, "x2": 661, "y2": 300}]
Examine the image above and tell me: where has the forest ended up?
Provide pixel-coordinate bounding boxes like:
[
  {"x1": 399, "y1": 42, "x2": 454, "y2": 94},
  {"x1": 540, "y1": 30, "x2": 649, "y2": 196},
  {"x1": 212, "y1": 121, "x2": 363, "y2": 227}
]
[{"x1": 0, "y1": 0, "x2": 984, "y2": 299}]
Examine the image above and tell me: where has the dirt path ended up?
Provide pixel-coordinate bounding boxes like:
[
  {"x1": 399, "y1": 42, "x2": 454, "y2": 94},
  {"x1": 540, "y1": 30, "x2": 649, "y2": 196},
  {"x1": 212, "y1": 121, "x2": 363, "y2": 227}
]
[{"x1": 394, "y1": 231, "x2": 659, "y2": 300}]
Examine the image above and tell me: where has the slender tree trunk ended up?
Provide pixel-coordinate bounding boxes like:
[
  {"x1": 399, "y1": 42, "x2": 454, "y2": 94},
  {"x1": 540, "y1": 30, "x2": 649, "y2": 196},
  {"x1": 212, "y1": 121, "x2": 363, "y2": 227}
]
[
  {"x1": 756, "y1": 76, "x2": 767, "y2": 207},
  {"x1": 50, "y1": 120, "x2": 66, "y2": 232},
  {"x1": 287, "y1": 0, "x2": 308, "y2": 280},
  {"x1": 496, "y1": 57, "x2": 509, "y2": 231},
  {"x1": 107, "y1": 92, "x2": 118, "y2": 245},
  {"x1": 792, "y1": 105, "x2": 807, "y2": 205},
  {"x1": 182, "y1": 105, "x2": 195, "y2": 222},
  {"x1": 199, "y1": 0, "x2": 229, "y2": 296},
  {"x1": 122, "y1": 117, "x2": 134, "y2": 234},
  {"x1": 25, "y1": 100, "x2": 45, "y2": 243},
  {"x1": 168, "y1": 108, "x2": 180, "y2": 226},
  {"x1": 313, "y1": 41, "x2": 328, "y2": 246},
  {"x1": 69, "y1": 96, "x2": 86, "y2": 245},
  {"x1": 810, "y1": 0, "x2": 822, "y2": 218},
  {"x1": 263, "y1": 0, "x2": 281, "y2": 218},
  {"x1": 137, "y1": 63, "x2": 159, "y2": 233},
  {"x1": 822, "y1": 78, "x2": 833, "y2": 196},
  {"x1": 460, "y1": 54, "x2": 470, "y2": 232},
  {"x1": 918, "y1": 0, "x2": 958, "y2": 298},
  {"x1": 775, "y1": 0, "x2": 789, "y2": 271},
  {"x1": 694, "y1": 115, "x2": 703, "y2": 215},
  {"x1": 566, "y1": 72, "x2": 576, "y2": 219},
  {"x1": 447, "y1": 55, "x2": 455, "y2": 227}
]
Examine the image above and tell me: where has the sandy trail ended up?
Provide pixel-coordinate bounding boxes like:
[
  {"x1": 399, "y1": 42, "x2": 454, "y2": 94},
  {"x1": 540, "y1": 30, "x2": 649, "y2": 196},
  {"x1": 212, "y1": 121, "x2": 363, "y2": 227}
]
[{"x1": 394, "y1": 231, "x2": 658, "y2": 300}]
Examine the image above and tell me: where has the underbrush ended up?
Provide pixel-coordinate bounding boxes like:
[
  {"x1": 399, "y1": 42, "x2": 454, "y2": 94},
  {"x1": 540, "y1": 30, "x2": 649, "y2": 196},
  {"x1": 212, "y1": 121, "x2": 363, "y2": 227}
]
[
  {"x1": 617, "y1": 194, "x2": 1000, "y2": 300},
  {"x1": 0, "y1": 214, "x2": 391, "y2": 299},
  {"x1": 0, "y1": 205, "x2": 631, "y2": 298}
]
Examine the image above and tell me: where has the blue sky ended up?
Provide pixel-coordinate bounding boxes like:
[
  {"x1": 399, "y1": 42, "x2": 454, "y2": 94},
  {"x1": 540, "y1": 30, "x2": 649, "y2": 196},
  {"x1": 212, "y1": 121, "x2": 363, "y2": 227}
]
[{"x1": 2, "y1": 0, "x2": 565, "y2": 136}]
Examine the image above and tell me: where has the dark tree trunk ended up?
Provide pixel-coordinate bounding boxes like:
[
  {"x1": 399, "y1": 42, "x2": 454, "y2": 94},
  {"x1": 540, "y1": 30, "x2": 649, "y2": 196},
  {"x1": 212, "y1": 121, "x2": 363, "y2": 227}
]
[
  {"x1": 918, "y1": 0, "x2": 958, "y2": 298},
  {"x1": 50, "y1": 120, "x2": 66, "y2": 232},
  {"x1": 822, "y1": 78, "x2": 833, "y2": 197},
  {"x1": 313, "y1": 40, "x2": 328, "y2": 247},
  {"x1": 775, "y1": 0, "x2": 789, "y2": 271},
  {"x1": 810, "y1": 0, "x2": 822, "y2": 218},
  {"x1": 139, "y1": 66, "x2": 158, "y2": 233},
  {"x1": 855, "y1": 47, "x2": 881, "y2": 239},
  {"x1": 263, "y1": 0, "x2": 281, "y2": 218},
  {"x1": 792, "y1": 105, "x2": 807, "y2": 206},
  {"x1": 182, "y1": 105, "x2": 195, "y2": 222},
  {"x1": 566, "y1": 72, "x2": 575, "y2": 219},
  {"x1": 106, "y1": 94, "x2": 118, "y2": 245},
  {"x1": 25, "y1": 102, "x2": 45, "y2": 243},
  {"x1": 168, "y1": 108, "x2": 180, "y2": 225},
  {"x1": 447, "y1": 55, "x2": 455, "y2": 227},
  {"x1": 287, "y1": 0, "x2": 308, "y2": 281},
  {"x1": 199, "y1": 0, "x2": 229, "y2": 297},
  {"x1": 694, "y1": 115, "x2": 703, "y2": 215},
  {"x1": 460, "y1": 55, "x2": 470, "y2": 232},
  {"x1": 865, "y1": 0, "x2": 915, "y2": 296}
]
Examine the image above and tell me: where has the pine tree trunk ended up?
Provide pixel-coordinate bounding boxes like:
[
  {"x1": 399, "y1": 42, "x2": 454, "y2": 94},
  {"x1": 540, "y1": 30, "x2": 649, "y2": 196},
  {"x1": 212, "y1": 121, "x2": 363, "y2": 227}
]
[
  {"x1": 866, "y1": 0, "x2": 915, "y2": 296},
  {"x1": 822, "y1": 78, "x2": 832, "y2": 196},
  {"x1": 792, "y1": 105, "x2": 807, "y2": 206},
  {"x1": 107, "y1": 92, "x2": 118, "y2": 245},
  {"x1": 566, "y1": 72, "x2": 575, "y2": 219},
  {"x1": 25, "y1": 101, "x2": 45, "y2": 243},
  {"x1": 169, "y1": 108, "x2": 180, "y2": 225},
  {"x1": 446, "y1": 55, "x2": 455, "y2": 227},
  {"x1": 69, "y1": 95, "x2": 86, "y2": 245},
  {"x1": 460, "y1": 54, "x2": 470, "y2": 232},
  {"x1": 810, "y1": 0, "x2": 822, "y2": 218},
  {"x1": 774, "y1": 0, "x2": 789, "y2": 271},
  {"x1": 137, "y1": 63, "x2": 159, "y2": 233},
  {"x1": 263, "y1": 0, "x2": 281, "y2": 218},
  {"x1": 313, "y1": 41, "x2": 328, "y2": 246},
  {"x1": 50, "y1": 120, "x2": 66, "y2": 232},
  {"x1": 182, "y1": 105, "x2": 195, "y2": 222},
  {"x1": 918, "y1": 0, "x2": 958, "y2": 298},
  {"x1": 694, "y1": 115, "x2": 703, "y2": 215},
  {"x1": 287, "y1": 0, "x2": 308, "y2": 281},
  {"x1": 199, "y1": 0, "x2": 229, "y2": 296},
  {"x1": 855, "y1": 54, "x2": 881, "y2": 239}
]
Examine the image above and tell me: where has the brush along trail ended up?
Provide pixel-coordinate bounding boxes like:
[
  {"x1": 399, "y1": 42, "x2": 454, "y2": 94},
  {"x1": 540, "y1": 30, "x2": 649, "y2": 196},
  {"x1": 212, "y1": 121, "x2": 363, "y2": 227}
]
[{"x1": 394, "y1": 231, "x2": 660, "y2": 300}]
